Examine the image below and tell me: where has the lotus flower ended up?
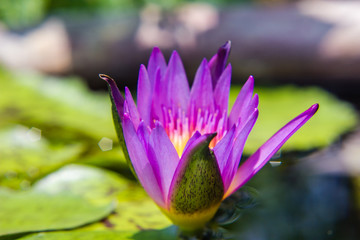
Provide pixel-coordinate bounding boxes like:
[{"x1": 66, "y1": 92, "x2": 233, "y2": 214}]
[{"x1": 100, "y1": 42, "x2": 318, "y2": 232}]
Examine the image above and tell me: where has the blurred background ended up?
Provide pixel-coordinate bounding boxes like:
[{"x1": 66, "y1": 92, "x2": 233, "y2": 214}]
[{"x1": 0, "y1": 0, "x2": 360, "y2": 240}]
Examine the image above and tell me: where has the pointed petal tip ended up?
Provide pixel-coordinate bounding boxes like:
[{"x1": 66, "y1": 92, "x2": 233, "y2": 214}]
[
  {"x1": 222, "y1": 40, "x2": 231, "y2": 50},
  {"x1": 100, "y1": 73, "x2": 126, "y2": 119},
  {"x1": 242, "y1": 75, "x2": 254, "y2": 88},
  {"x1": 219, "y1": 63, "x2": 232, "y2": 76},
  {"x1": 200, "y1": 57, "x2": 209, "y2": 66},
  {"x1": 150, "y1": 47, "x2": 164, "y2": 58},
  {"x1": 100, "y1": 73, "x2": 121, "y2": 90},
  {"x1": 139, "y1": 64, "x2": 147, "y2": 70},
  {"x1": 150, "y1": 46, "x2": 164, "y2": 57},
  {"x1": 247, "y1": 75, "x2": 255, "y2": 89},
  {"x1": 311, "y1": 103, "x2": 320, "y2": 113},
  {"x1": 168, "y1": 50, "x2": 183, "y2": 68},
  {"x1": 302, "y1": 103, "x2": 319, "y2": 118},
  {"x1": 98, "y1": 73, "x2": 106, "y2": 78},
  {"x1": 148, "y1": 46, "x2": 166, "y2": 82},
  {"x1": 171, "y1": 50, "x2": 179, "y2": 58},
  {"x1": 99, "y1": 73, "x2": 114, "y2": 82},
  {"x1": 195, "y1": 59, "x2": 208, "y2": 76},
  {"x1": 193, "y1": 131, "x2": 202, "y2": 138},
  {"x1": 138, "y1": 64, "x2": 149, "y2": 79},
  {"x1": 152, "y1": 46, "x2": 161, "y2": 52}
]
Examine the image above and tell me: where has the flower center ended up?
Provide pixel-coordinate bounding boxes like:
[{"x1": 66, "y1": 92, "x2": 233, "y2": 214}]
[{"x1": 162, "y1": 105, "x2": 228, "y2": 157}]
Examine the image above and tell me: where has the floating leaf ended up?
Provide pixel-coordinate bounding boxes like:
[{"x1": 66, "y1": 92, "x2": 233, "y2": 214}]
[
  {"x1": 93, "y1": 200, "x2": 172, "y2": 232},
  {"x1": 80, "y1": 147, "x2": 130, "y2": 177},
  {"x1": 0, "y1": 126, "x2": 83, "y2": 189},
  {"x1": 229, "y1": 85, "x2": 358, "y2": 153},
  {"x1": 33, "y1": 164, "x2": 134, "y2": 205},
  {"x1": 16, "y1": 231, "x2": 133, "y2": 240},
  {"x1": 0, "y1": 189, "x2": 115, "y2": 237},
  {"x1": 33, "y1": 165, "x2": 172, "y2": 232},
  {"x1": 16, "y1": 226, "x2": 178, "y2": 240},
  {"x1": 0, "y1": 68, "x2": 115, "y2": 143}
]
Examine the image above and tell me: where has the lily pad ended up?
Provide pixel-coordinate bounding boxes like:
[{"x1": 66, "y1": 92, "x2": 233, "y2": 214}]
[
  {"x1": 0, "y1": 126, "x2": 83, "y2": 189},
  {"x1": 16, "y1": 231, "x2": 133, "y2": 240},
  {"x1": 229, "y1": 85, "x2": 358, "y2": 154},
  {"x1": 33, "y1": 165, "x2": 172, "y2": 232},
  {"x1": 0, "y1": 189, "x2": 115, "y2": 237},
  {"x1": 33, "y1": 164, "x2": 133, "y2": 205},
  {"x1": 0, "y1": 68, "x2": 115, "y2": 143},
  {"x1": 83, "y1": 200, "x2": 172, "y2": 232},
  {"x1": 17, "y1": 226, "x2": 178, "y2": 240}
]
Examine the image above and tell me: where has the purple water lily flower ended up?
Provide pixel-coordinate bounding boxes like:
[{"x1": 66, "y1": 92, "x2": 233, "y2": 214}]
[{"x1": 100, "y1": 41, "x2": 318, "y2": 231}]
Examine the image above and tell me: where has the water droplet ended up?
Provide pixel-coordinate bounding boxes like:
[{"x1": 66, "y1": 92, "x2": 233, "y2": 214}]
[
  {"x1": 5, "y1": 171, "x2": 17, "y2": 179},
  {"x1": 269, "y1": 161, "x2": 282, "y2": 167},
  {"x1": 20, "y1": 180, "x2": 31, "y2": 189},
  {"x1": 27, "y1": 127, "x2": 41, "y2": 142},
  {"x1": 98, "y1": 137, "x2": 113, "y2": 151},
  {"x1": 27, "y1": 167, "x2": 39, "y2": 177}
]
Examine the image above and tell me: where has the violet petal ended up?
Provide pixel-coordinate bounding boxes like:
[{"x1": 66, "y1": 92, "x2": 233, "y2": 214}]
[
  {"x1": 189, "y1": 58, "x2": 215, "y2": 112},
  {"x1": 235, "y1": 93, "x2": 259, "y2": 136},
  {"x1": 122, "y1": 115, "x2": 165, "y2": 207},
  {"x1": 229, "y1": 76, "x2": 254, "y2": 127},
  {"x1": 222, "y1": 109, "x2": 258, "y2": 192},
  {"x1": 182, "y1": 131, "x2": 202, "y2": 154},
  {"x1": 148, "y1": 122, "x2": 180, "y2": 206},
  {"x1": 99, "y1": 74, "x2": 125, "y2": 119},
  {"x1": 209, "y1": 41, "x2": 231, "y2": 88},
  {"x1": 165, "y1": 51, "x2": 190, "y2": 110},
  {"x1": 124, "y1": 87, "x2": 140, "y2": 129},
  {"x1": 214, "y1": 64, "x2": 232, "y2": 114},
  {"x1": 137, "y1": 65, "x2": 152, "y2": 126},
  {"x1": 225, "y1": 104, "x2": 319, "y2": 198},
  {"x1": 213, "y1": 125, "x2": 236, "y2": 177},
  {"x1": 151, "y1": 69, "x2": 166, "y2": 124},
  {"x1": 137, "y1": 121, "x2": 150, "y2": 150},
  {"x1": 147, "y1": 47, "x2": 167, "y2": 87}
]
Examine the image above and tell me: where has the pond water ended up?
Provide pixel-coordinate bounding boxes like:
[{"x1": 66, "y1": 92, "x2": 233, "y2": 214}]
[{"x1": 226, "y1": 158, "x2": 359, "y2": 240}]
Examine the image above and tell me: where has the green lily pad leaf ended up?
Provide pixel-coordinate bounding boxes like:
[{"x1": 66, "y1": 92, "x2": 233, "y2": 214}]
[
  {"x1": 91, "y1": 200, "x2": 172, "y2": 232},
  {"x1": 17, "y1": 226, "x2": 178, "y2": 240},
  {"x1": 229, "y1": 85, "x2": 358, "y2": 154},
  {"x1": 16, "y1": 231, "x2": 133, "y2": 240},
  {"x1": 80, "y1": 147, "x2": 130, "y2": 177},
  {"x1": 0, "y1": 68, "x2": 115, "y2": 142},
  {"x1": 33, "y1": 164, "x2": 133, "y2": 205},
  {"x1": 33, "y1": 165, "x2": 172, "y2": 231},
  {"x1": 0, "y1": 126, "x2": 83, "y2": 189},
  {"x1": 0, "y1": 189, "x2": 115, "y2": 237}
]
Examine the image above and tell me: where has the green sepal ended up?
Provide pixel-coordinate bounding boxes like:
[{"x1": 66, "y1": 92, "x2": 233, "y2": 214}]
[{"x1": 170, "y1": 133, "x2": 224, "y2": 215}]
